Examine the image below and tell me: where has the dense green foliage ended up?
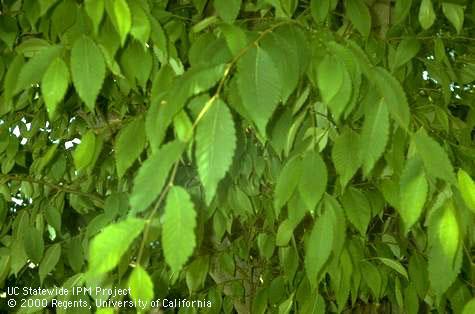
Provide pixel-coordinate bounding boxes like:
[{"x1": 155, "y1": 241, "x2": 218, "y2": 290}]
[{"x1": 1, "y1": 0, "x2": 475, "y2": 313}]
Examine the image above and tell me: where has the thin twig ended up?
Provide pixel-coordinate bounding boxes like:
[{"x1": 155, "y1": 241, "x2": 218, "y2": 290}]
[{"x1": 0, "y1": 174, "x2": 104, "y2": 206}]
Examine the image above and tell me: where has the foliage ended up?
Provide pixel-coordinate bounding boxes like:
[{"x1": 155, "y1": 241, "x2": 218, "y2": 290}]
[{"x1": 0, "y1": 0, "x2": 475, "y2": 313}]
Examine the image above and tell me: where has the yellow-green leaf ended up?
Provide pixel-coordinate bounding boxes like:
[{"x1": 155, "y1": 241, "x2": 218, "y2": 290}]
[
  {"x1": 399, "y1": 158, "x2": 428, "y2": 233},
  {"x1": 129, "y1": 265, "x2": 154, "y2": 306},
  {"x1": 305, "y1": 206, "x2": 335, "y2": 287},
  {"x1": 332, "y1": 128, "x2": 361, "y2": 188},
  {"x1": 371, "y1": 67, "x2": 410, "y2": 130},
  {"x1": 88, "y1": 218, "x2": 145, "y2": 276},
  {"x1": 414, "y1": 128, "x2": 456, "y2": 185},
  {"x1": 341, "y1": 188, "x2": 371, "y2": 235},
  {"x1": 393, "y1": 37, "x2": 421, "y2": 69},
  {"x1": 377, "y1": 257, "x2": 409, "y2": 281},
  {"x1": 70, "y1": 36, "x2": 106, "y2": 111},
  {"x1": 360, "y1": 99, "x2": 389, "y2": 175},
  {"x1": 311, "y1": 0, "x2": 331, "y2": 23},
  {"x1": 85, "y1": 0, "x2": 104, "y2": 34},
  {"x1": 419, "y1": 0, "x2": 436, "y2": 30},
  {"x1": 130, "y1": 141, "x2": 185, "y2": 214},
  {"x1": 115, "y1": 117, "x2": 146, "y2": 178},
  {"x1": 298, "y1": 152, "x2": 327, "y2": 210},
  {"x1": 39, "y1": 244, "x2": 61, "y2": 284},
  {"x1": 458, "y1": 169, "x2": 475, "y2": 213},
  {"x1": 345, "y1": 0, "x2": 371, "y2": 38},
  {"x1": 274, "y1": 157, "x2": 303, "y2": 211},
  {"x1": 129, "y1": 1, "x2": 151, "y2": 45},
  {"x1": 196, "y1": 99, "x2": 236, "y2": 205},
  {"x1": 462, "y1": 299, "x2": 475, "y2": 314},
  {"x1": 73, "y1": 130, "x2": 96, "y2": 171},
  {"x1": 105, "y1": 0, "x2": 131, "y2": 46},
  {"x1": 317, "y1": 54, "x2": 352, "y2": 120},
  {"x1": 16, "y1": 45, "x2": 62, "y2": 94},
  {"x1": 237, "y1": 46, "x2": 282, "y2": 135},
  {"x1": 162, "y1": 186, "x2": 197, "y2": 273},
  {"x1": 428, "y1": 201, "x2": 462, "y2": 297},
  {"x1": 214, "y1": 0, "x2": 241, "y2": 23},
  {"x1": 41, "y1": 57, "x2": 69, "y2": 119},
  {"x1": 442, "y1": 3, "x2": 464, "y2": 34}
]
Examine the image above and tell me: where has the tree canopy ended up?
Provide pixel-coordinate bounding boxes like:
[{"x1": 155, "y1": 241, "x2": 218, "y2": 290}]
[{"x1": 0, "y1": 0, "x2": 475, "y2": 313}]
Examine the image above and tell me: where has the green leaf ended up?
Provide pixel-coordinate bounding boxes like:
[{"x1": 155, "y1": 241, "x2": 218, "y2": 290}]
[
  {"x1": 428, "y1": 201, "x2": 462, "y2": 296},
  {"x1": 39, "y1": 243, "x2": 61, "y2": 284},
  {"x1": 376, "y1": 257, "x2": 409, "y2": 281},
  {"x1": 16, "y1": 45, "x2": 62, "y2": 94},
  {"x1": 186, "y1": 255, "x2": 210, "y2": 292},
  {"x1": 462, "y1": 299, "x2": 475, "y2": 314},
  {"x1": 214, "y1": 0, "x2": 241, "y2": 23},
  {"x1": 105, "y1": 0, "x2": 131, "y2": 45},
  {"x1": 345, "y1": 0, "x2": 371, "y2": 38},
  {"x1": 408, "y1": 254, "x2": 429, "y2": 299},
  {"x1": 261, "y1": 30, "x2": 301, "y2": 103},
  {"x1": 130, "y1": 141, "x2": 185, "y2": 214},
  {"x1": 120, "y1": 40, "x2": 152, "y2": 89},
  {"x1": 371, "y1": 67, "x2": 410, "y2": 129},
  {"x1": 41, "y1": 57, "x2": 69, "y2": 119},
  {"x1": 317, "y1": 54, "x2": 352, "y2": 120},
  {"x1": 419, "y1": 0, "x2": 436, "y2": 30},
  {"x1": 192, "y1": 0, "x2": 207, "y2": 14},
  {"x1": 442, "y1": 3, "x2": 464, "y2": 34},
  {"x1": 220, "y1": 24, "x2": 249, "y2": 56},
  {"x1": 162, "y1": 186, "x2": 197, "y2": 273},
  {"x1": 67, "y1": 236, "x2": 84, "y2": 273},
  {"x1": 46, "y1": 207, "x2": 61, "y2": 234},
  {"x1": 360, "y1": 99, "x2": 389, "y2": 175},
  {"x1": 399, "y1": 158, "x2": 428, "y2": 233},
  {"x1": 39, "y1": 0, "x2": 58, "y2": 16},
  {"x1": 311, "y1": 0, "x2": 331, "y2": 23},
  {"x1": 70, "y1": 36, "x2": 106, "y2": 111},
  {"x1": 301, "y1": 293, "x2": 326, "y2": 314},
  {"x1": 305, "y1": 206, "x2": 335, "y2": 287},
  {"x1": 88, "y1": 218, "x2": 145, "y2": 276},
  {"x1": 147, "y1": 64, "x2": 226, "y2": 149},
  {"x1": 361, "y1": 261, "x2": 382, "y2": 298},
  {"x1": 278, "y1": 293, "x2": 294, "y2": 314},
  {"x1": 129, "y1": 1, "x2": 151, "y2": 45},
  {"x1": 3, "y1": 55, "x2": 24, "y2": 107},
  {"x1": 196, "y1": 99, "x2": 236, "y2": 205},
  {"x1": 332, "y1": 128, "x2": 361, "y2": 188},
  {"x1": 24, "y1": 227, "x2": 44, "y2": 264},
  {"x1": 85, "y1": 0, "x2": 104, "y2": 34},
  {"x1": 341, "y1": 188, "x2": 371, "y2": 235},
  {"x1": 458, "y1": 169, "x2": 475, "y2": 213},
  {"x1": 298, "y1": 152, "x2": 327, "y2": 210},
  {"x1": 129, "y1": 265, "x2": 154, "y2": 305},
  {"x1": 237, "y1": 46, "x2": 282, "y2": 135},
  {"x1": 73, "y1": 130, "x2": 96, "y2": 171},
  {"x1": 257, "y1": 233, "x2": 275, "y2": 259},
  {"x1": 414, "y1": 129, "x2": 456, "y2": 184},
  {"x1": 276, "y1": 219, "x2": 295, "y2": 247},
  {"x1": 274, "y1": 157, "x2": 303, "y2": 211},
  {"x1": 394, "y1": 0, "x2": 413, "y2": 24},
  {"x1": 115, "y1": 117, "x2": 146, "y2": 178},
  {"x1": 393, "y1": 37, "x2": 421, "y2": 69}
]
